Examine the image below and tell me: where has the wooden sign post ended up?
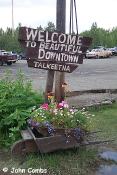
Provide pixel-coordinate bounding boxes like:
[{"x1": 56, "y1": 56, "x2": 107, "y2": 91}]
[
  {"x1": 18, "y1": 6, "x2": 92, "y2": 104},
  {"x1": 45, "y1": 70, "x2": 54, "y2": 102},
  {"x1": 55, "y1": 0, "x2": 66, "y2": 103}
]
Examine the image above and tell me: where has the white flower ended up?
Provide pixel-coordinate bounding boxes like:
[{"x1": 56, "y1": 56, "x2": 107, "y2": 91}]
[
  {"x1": 64, "y1": 104, "x2": 69, "y2": 108},
  {"x1": 67, "y1": 112, "x2": 70, "y2": 116},
  {"x1": 53, "y1": 109, "x2": 58, "y2": 113},
  {"x1": 71, "y1": 111, "x2": 74, "y2": 114},
  {"x1": 82, "y1": 112, "x2": 87, "y2": 115},
  {"x1": 86, "y1": 116, "x2": 90, "y2": 119}
]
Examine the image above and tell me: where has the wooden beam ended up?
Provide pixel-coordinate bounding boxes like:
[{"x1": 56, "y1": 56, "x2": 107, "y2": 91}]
[
  {"x1": 55, "y1": 0, "x2": 66, "y2": 102},
  {"x1": 45, "y1": 70, "x2": 54, "y2": 102}
]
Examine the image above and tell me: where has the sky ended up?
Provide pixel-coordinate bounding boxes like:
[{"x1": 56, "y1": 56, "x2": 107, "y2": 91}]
[{"x1": 0, "y1": 0, "x2": 117, "y2": 33}]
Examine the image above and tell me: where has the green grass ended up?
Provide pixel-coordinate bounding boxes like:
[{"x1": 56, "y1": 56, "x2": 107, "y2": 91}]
[
  {"x1": 0, "y1": 148, "x2": 98, "y2": 175},
  {"x1": 89, "y1": 103, "x2": 117, "y2": 146},
  {"x1": 0, "y1": 103, "x2": 117, "y2": 175}
]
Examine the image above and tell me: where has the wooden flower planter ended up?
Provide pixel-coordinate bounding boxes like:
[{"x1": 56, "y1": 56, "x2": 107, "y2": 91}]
[
  {"x1": 11, "y1": 127, "x2": 113, "y2": 157},
  {"x1": 11, "y1": 126, "x2": 85, "y2": 156}
]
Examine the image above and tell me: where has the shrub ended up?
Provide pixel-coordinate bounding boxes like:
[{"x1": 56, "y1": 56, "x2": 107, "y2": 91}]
[{"x1": 0, "y1": 70, "x2": 44, "y2": 147}]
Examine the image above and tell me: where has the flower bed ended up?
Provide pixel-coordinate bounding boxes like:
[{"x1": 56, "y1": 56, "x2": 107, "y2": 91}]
[{"x1": 27, "y1": 100, "x2": 92, "y2": 142}]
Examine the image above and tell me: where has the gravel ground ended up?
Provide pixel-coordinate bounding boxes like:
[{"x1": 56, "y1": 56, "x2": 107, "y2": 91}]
[
  {"x1": 0, "y1": 57, "x2": 117, "y2": 107},
  {"x1": 67, "y1": 92, "x2": 117, "y2": 107}
]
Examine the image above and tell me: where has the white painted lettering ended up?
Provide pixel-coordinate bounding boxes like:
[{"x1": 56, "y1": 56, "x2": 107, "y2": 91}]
[
  {"x1": 59, "y1": 34, "x2": 66, "y2": 43},
  {"x1": 58, "y1": 65, "x2": 62, "y2": 70},
  {"x1": 67, "y1": 45, "x2": 73, "y2": 52},
  {"x1": 60, "y1": 44, "x2": 65, "y2": 51},
  {"x1": 77, "y1": 36, "x2": 83, "y2": 45},
  {"x1": 38, "y1": 49, "x2": 45, "y2": 59},
  {"x1": 51, "y1": 64, "x2": 55, "y2": 70},
  {"x1": 37, "y1": 62, "x2": 42, "y2": 68},
  {"x1": 45, "y1": 43, "x2": 50, "y2": 49},
  {"x1": 45, "y1": 52, "x2": 51, "y2": 60},
  {"x1": 34, "y1": 61, "x2": 39, "y2": 67},
  {"x1": 25, "y1": 41, "x2": 31, "y2": 47},
  {"x1": 26, "y1": 28, "x2": 38, "y2": 41},
  {"x1": 38, "y1": 31, "x2": 44, "y2": 42},
  {"x1": 51, "y1": 32, "x2": 58, "y2": 43},
  {"x1": 39, "y1": 42, "x2": 45, "y2": 49},
  {"x1": 64, "y1": 55, "x2": 68, "y2": 62},
  {"x1": 55, "y1": 44, "x2": 60, "y2": 50},
  {"x1": 67, "y1": 35, "x2": 76, "y2": 45},
  {"x1": 61, "y1": 53, "x2": 64, "y2": 61},
  {"x1": 68, "y1": 55, "x2": 74, "y2": 62},
  {"x1": 62, "y1": 65, "x2": 67, "y2": 71},
  {"x1": 31, "y1": 41, "x2": 36, "y2": 47},
  {"x1": 49, "y1": 43, "x2": 55, "y2": 50},
  {"x1": 66, "y1": 65, "x2": 70, "y2": 72},
  {"x1": 73, "y1": 55, "x2": 79, "y2": 63},
  {"x1": 46, "y1": 63, "x2": 51, "y2": 69},
  {"x1": 46, "y1": 31, "x2": 51, "y2": 42}
]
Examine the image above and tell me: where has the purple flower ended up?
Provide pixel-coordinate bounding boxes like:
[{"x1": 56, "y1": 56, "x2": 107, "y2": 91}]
[{"x1": 27, "y1": 119, "x2": 41, "y2": 127}]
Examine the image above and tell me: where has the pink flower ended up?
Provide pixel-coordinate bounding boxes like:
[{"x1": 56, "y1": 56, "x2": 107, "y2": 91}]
[
  {"x1": 57, "y1": 101, "x2": 69, "y2": 108},
  {"x1": 57, "y1": 103, "x2": 63, "y2": 108},
  {"x1": 40, "y1": 103, "x2": 49, "y2": 110}
]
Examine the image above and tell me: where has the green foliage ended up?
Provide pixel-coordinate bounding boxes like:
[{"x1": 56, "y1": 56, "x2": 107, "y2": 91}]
[
  {"x1": 44, "y1": 21, "x2": 56, "y2": 31},
  {"x1": 0, "y1": 70, "x2": 44, "y2": 147},
  {"x1": 0, "y1": 25, "x2": 22, "y2": 53},
  {"x1": 81, "y1": 22, "x2": 117, "y2": 48}
]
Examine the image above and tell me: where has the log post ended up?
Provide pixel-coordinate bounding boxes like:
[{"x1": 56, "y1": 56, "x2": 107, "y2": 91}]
[
  {"x1": 55, "y1": 0, "x2": 66, "y2": 103},
  {"x1": 45, "y1": 70, "x2": 55, "y2": 102}
]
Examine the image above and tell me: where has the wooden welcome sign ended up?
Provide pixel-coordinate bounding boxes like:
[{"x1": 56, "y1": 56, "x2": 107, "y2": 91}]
[{"x1": 18, "y1": 27, "x2": 92, "y2": 73}]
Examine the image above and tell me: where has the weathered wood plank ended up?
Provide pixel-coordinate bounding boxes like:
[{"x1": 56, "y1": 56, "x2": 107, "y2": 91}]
[
  {"x1": 21, "y1": 130, "x2": 33, "y2": 140},
  {"x1": 27, "y1": 60, "x2": 78, "y2": 73},
  {"x1": 35, "y1": 135, "x2": 66, "y2": 153}
]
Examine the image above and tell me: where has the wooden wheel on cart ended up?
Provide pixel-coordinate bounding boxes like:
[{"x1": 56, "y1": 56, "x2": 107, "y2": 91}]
[{"x1": 11, "y1": 131, "x2": 38, "y2": 156}]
